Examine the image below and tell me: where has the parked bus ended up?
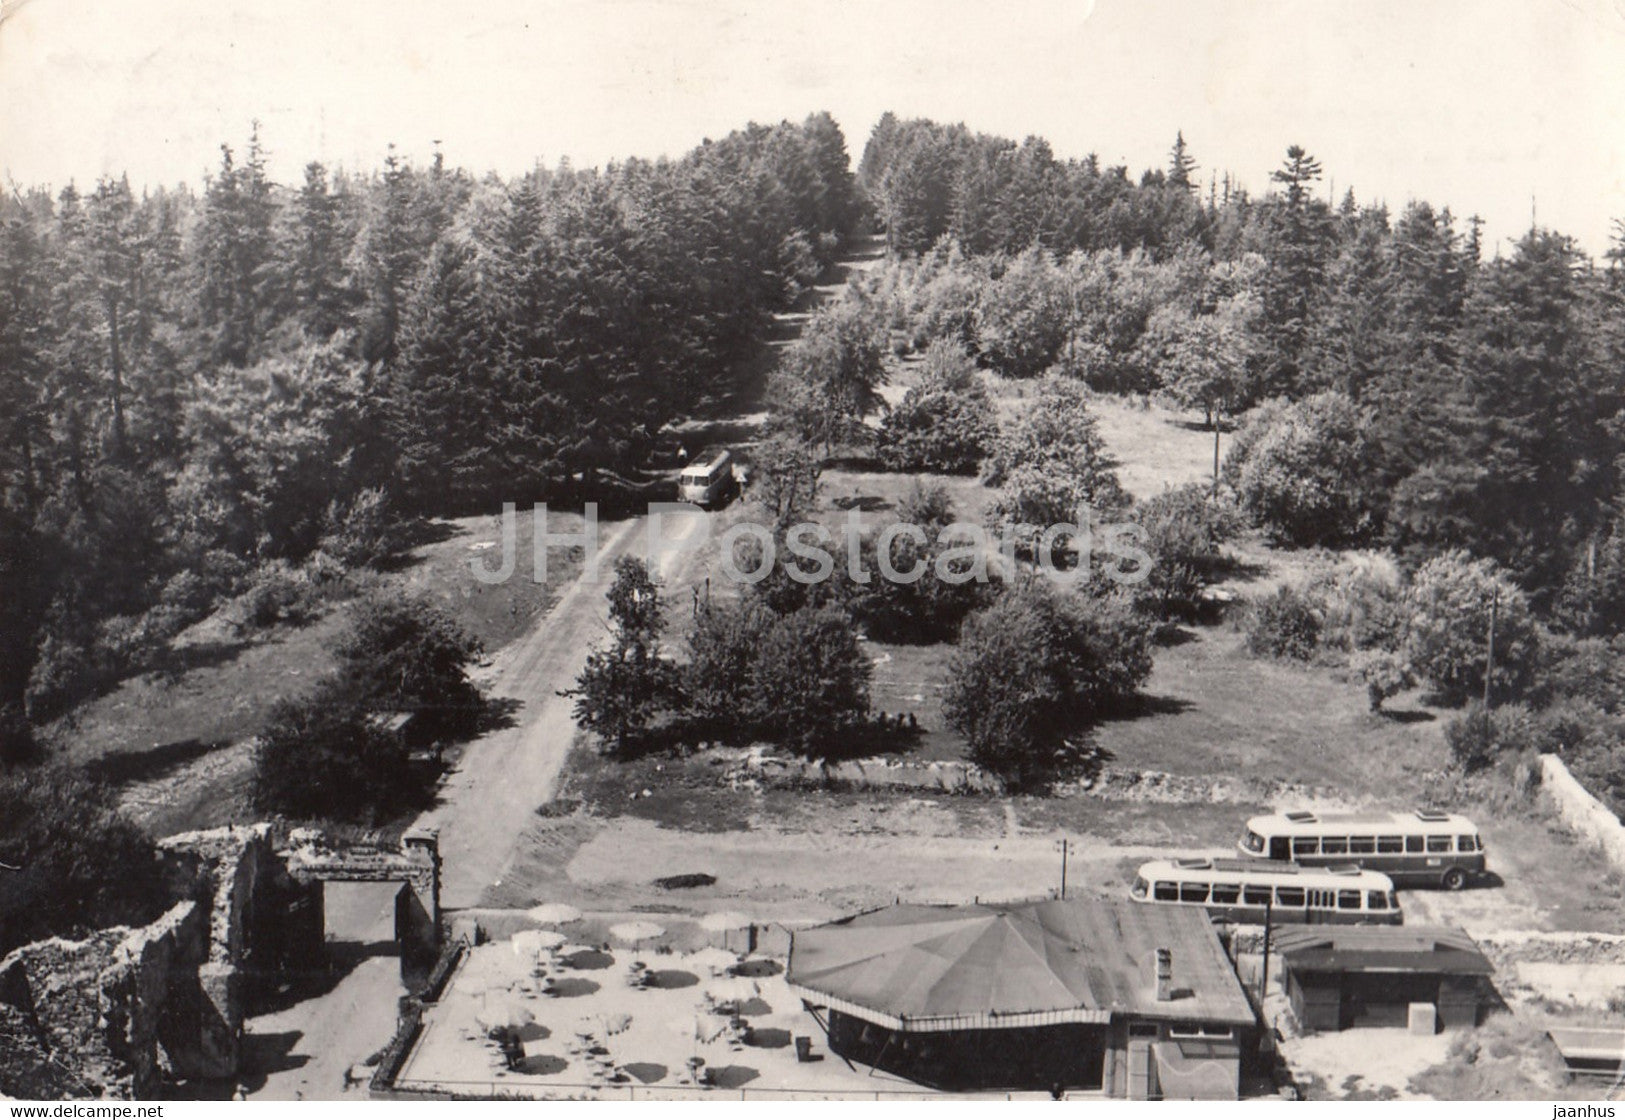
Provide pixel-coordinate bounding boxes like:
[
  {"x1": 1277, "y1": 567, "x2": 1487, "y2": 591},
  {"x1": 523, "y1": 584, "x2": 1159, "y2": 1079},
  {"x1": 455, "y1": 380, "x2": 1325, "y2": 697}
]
[
  {"x1": 1132, "y1": 857, "x2": 1402, "y2": 926},
  {"x1": 677, "y1": 449, "x2": 737, "y2": 509},
  {"x1": 1236, "y1": 809, "x2": 1486, "y2": 890}
]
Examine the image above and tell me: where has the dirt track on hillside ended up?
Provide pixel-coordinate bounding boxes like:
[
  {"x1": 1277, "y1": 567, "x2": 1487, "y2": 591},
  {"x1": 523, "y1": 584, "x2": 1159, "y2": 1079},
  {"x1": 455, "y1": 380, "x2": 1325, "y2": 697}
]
[{"x1": 417, "y1": 514, "x2": 721, "y2": 909}]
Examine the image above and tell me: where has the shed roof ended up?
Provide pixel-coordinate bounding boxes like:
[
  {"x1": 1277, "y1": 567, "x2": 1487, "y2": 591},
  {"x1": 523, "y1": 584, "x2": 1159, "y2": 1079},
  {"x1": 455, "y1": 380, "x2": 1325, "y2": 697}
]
[
  {"x1": 786, "y1": 898, "x2": 1256, "y2": 1033},
  {"x1": 1273, "y1": 925, "x2": 1493, "y2": 976}
]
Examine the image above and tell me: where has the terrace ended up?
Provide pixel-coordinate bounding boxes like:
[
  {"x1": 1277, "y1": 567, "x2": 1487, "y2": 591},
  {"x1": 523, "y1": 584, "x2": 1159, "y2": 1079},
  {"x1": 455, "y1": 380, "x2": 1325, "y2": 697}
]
[{"x1": 389, "y1": 919, "x2": 1050, "y2": 1100}]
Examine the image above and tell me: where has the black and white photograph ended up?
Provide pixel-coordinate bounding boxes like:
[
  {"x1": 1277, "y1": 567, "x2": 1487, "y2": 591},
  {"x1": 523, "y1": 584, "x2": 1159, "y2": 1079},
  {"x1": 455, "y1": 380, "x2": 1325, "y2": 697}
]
[{"x1": 2, "y1": 0, "x2": 1624, "y2": 1106}]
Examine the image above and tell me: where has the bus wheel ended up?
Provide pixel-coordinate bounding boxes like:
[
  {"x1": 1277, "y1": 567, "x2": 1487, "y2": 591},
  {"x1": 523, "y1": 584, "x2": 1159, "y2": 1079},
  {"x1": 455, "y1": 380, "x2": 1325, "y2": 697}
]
[{"x1": 1441, "y1": 868, "x2": 1468, "y2": 891}]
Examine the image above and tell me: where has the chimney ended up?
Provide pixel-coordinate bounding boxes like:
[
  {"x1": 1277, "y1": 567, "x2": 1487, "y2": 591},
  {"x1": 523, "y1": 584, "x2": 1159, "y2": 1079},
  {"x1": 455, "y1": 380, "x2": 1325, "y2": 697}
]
[{"x1": 1154, "y1": 947, "x2": 1173, "y2": 1001}]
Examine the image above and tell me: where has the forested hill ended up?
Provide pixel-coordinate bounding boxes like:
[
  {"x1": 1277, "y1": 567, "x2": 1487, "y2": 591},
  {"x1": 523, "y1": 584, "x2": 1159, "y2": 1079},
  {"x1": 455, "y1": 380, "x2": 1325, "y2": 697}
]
[
  {"x1": 0, "y1": 113, "x2": 863, "y2": 744},
  {"x1": 857, "y1": 114, "x2": 1625, "y2": 634}
]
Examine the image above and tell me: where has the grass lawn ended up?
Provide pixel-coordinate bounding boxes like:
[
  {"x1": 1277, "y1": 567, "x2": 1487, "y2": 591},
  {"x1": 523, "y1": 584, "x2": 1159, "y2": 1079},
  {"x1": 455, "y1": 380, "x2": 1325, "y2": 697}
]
[
  {"x1": 48, "y1": 507, "x2": 587, "y2": 836},
  {"x1": 1095, "y1": 622, "x2": 1453, "y2": 797}
]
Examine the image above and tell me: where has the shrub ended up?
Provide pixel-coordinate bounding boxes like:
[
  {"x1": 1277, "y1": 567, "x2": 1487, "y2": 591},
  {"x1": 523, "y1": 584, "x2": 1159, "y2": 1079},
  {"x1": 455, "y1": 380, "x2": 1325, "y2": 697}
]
[
  {"x1": 1225, "y1": 391, "x2": 1382, "y2": 546},
  {"x1": 876, "y1": 341, "x2": 996, "y2": 475},
  {"x1": 877, "y1": 382, "x2": 996, "y2": 475},
  {"x1": 853, "y1": 483, "x2": 998, "y2": 643},
  {"x1": 1534, "y1": 633, "x2": 1625, "y2": 713},
  {"x1": 319, "y1": 486, "x2": 400, "y2": 569},
  {"x1": 1307, "y1": 551, "x2": 1407, "y2": 652},
  {"x1": 1444, "y1": 702, "x2": 1540, "y2": 773},
  {"x1": 331, "y1": 594, "x2": 484, "y2": 740},
  {"x1": 984, "y1": 376, "x2": 1127, "y2": 552},
  {"x1": 0, "y1": 766, "x2": 169, "y2": 955},
  {"x1": 1404, "y1": 552, "x2": 1537, "y2": 706},
  {"x1": 751, "y1": 606, "x2": 873, "y2": 754},
  {"x1": 1351, "y1": 648, "x2": 1416, "y2": 712},
  {"x1": 237, "y1": 560, "x2": 327, "y2": 630},
  {"x1": 684, "y1": 601, "x2": 776, "y2": 731},
  {"x1": 1246, "y1": 587, "x2": 1323, "y2": 661},
  {"x1": 681, "y1": 602, "x2": 872, "y2": 755},
  {"x1": 1131, "y1": 485, "x2": 1242, "y2": 619},
  {"x1": 251, "y1": 685, "x2": 425, "y2": 823},
  {"x1": 943, "y1": 584, "x2": 1152, "y2": 791}
]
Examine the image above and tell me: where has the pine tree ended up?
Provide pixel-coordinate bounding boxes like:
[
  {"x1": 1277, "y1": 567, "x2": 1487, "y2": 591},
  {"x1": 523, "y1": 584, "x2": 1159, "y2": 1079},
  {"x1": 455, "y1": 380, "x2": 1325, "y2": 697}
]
[{"x1": 1167, "y1": 131, "x2": 1198, "y2": 192}]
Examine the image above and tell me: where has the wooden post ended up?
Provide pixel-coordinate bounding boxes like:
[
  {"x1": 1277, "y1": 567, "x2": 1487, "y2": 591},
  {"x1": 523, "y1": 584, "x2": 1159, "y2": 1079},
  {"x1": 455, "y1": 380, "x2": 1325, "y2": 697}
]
[
  {"x1": 1484, "y1": 587, "x2": 1499, "y2": 710},
  {"x1": 1213, "y1": 421, "x2": 1221, "y2": 496}
]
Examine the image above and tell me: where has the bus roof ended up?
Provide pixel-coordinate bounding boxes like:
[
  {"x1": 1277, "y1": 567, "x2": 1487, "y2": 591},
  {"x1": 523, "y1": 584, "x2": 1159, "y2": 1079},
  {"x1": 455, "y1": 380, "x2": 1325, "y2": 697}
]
[
  {"x1": 1138, "y1": 857, "x2": 1395, "y2": 891},
  {"x1": 1244, "y1": 809, "x2": 1478, "y2": 835},
  {"x1": 684, "y1": 448, "x2": 731, "y2": 472}
]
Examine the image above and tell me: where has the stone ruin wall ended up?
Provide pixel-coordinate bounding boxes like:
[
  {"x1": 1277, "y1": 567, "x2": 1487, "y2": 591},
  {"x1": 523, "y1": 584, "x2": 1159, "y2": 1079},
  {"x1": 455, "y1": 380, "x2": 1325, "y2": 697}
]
[{"x1": 0, "y1": 825, "x2": 441, "y2": 1100}]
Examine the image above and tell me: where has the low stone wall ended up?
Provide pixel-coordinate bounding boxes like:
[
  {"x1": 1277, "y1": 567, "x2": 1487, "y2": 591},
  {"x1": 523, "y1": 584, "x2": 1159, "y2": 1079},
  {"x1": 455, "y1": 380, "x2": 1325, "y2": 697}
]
[
  {"x1": 730, "y1": 750, "x2": 1002, "y2": 794},
  {"x1": 1539, "y1": 754, "x2": 1625, "y2": 873}
]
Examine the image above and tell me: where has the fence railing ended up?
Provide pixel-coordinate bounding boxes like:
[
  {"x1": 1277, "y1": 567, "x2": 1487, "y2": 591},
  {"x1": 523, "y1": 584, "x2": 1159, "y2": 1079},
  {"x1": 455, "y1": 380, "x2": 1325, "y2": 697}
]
[{"x1": 384, "y1": 1076, "x2": 1036, "y2": 1101}]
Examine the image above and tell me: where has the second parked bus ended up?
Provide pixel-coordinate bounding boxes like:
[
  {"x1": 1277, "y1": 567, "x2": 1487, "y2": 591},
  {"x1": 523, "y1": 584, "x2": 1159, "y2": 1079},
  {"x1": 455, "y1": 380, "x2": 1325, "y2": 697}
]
[
  {"x1": 1237, "y1": 809, "x2": 1486, "y2": 890},
  {"x1": 1132, "y1": 857, "x2": 1402, "y2": 925}
]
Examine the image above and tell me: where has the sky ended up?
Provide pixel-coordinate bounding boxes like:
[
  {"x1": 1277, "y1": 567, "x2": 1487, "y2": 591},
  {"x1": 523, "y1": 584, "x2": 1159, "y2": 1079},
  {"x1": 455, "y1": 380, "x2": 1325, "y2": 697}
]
[{"x1": 2, "y1": 0, "x2": 1624, "y2": 258}]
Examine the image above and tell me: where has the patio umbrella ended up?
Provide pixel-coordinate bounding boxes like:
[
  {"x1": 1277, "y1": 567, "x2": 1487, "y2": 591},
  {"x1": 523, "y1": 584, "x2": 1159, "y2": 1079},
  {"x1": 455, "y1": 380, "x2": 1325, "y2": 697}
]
[
  {"x1": 527, "y1": 902, "x2": 582, "y2": 925},
  {"x1": 703, "y1": 976, "x2": 758, "y2": 1004},
  {"x1": 476, "y1": 997, "x2": 535, "y2": 1033},
  {"x1": 610, "y1": 920, "x2": 665, "y2": 946},
  {"x1": 685, "y1": 947, "x2": 738, "y2": 976},
  {"x1": 511, "y1": 929, "x2": 567, "y2": 957},
  {"x1": 699, "y1": 910, "x2": 750, "y2": 932}
]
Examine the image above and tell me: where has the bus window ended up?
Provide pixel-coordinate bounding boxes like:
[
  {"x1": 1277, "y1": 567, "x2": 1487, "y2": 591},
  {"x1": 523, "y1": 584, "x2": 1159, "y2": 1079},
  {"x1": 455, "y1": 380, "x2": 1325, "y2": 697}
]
[
  {"x1": 1292, "y1": 838, "x2": 1319, "y2": 858},
  {"x1": 1242, "y1": 885, "x2": 1272, "y2": 906},
  {"x1": 1377, "y1": 835, "x2": 1404, "y2": 853},
  {"x1": 1211, "y1": 883, "x2": 1241, "y2": 905},
  {"x1": 1349, "y1": 836, "x2": 1375, "y2": 854},
  {"x1": 1404, "y1": 836, "x2": 1425, "y2": 853},
  {"x1": 1277, "y1": 887, "x2": 1306, "y2": 907},
  {"x1": 1132, "y1": 877, "x2": 1149, "y2": 899},
  {"x1": 1321, "y1": 837, "x2": 1349, "y2": 855},
  {"x1": 1179, "y1": 882, "x2": 1210, "y2": 904},
  {"x1": 1337, "y1": 890, "x2": 1362, "y2": 910},
  {"x1": 1153, "y1": 882, "x2": 1178, "y2": 901},
  {"x1": 1367, "y1": 891, "x2": 1390, "y2": 910},
  {"x1": 1426, "y1": 836, "x2": 1452, "y2": 853},
  {"x1": 1387, "y1": 892, "x2": 1399, "y2": 910},
  {"x1": 1457, "y1": 834, "x2": 1479, "y2": 852},
  {"x1": 1241, "y1": 830, "x2": 1266, "y2": 854}
]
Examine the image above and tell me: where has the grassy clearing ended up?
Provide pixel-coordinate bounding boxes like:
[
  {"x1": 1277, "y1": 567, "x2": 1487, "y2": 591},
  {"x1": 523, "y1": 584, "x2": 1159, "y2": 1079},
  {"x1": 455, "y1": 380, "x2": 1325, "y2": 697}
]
[
  {"x1": 1094, "y1": 622, "x2": 1452, "y2": 795},
  {"x1": 48, "y1": 508, "x2": 587, "y2": 836}
]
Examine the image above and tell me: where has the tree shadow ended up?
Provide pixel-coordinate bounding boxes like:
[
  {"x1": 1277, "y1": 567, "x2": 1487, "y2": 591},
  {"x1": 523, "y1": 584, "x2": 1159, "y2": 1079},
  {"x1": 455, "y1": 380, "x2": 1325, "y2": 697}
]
[
  {"x1": 830, "y1": 492, "x2": 893, "y2": 512},
  {"x1": 476, "y1": 696, "x2": 525, "y2": 735},
  {"x1": 645, "y1": 969, "x2": 699, "y2": 990},
  {"x1": 516, "y1": 1053, "x2": 569, "y2": 1076},
  {"x1": 823, "y1": 455, "x2": 888, "y2": 474},
  {"x1": 1150, "y1": 624, "x2": 1201, "y2": 648},
  {"x1": 1377, "y1": 708, "x2": 1436, "y2": 725},
  {"x1": 707, "y1": 1064, "x2": 760, "y2": 1089},
  {"x1": 1171, "y1": 417, "x2": 1238, "y2": 434},
  {"x1": 1098, "y1": 695, "x2": 1194, "y2": 722},
  {"x1": 84, "y1": 737, "x2": 228, "y2": 785},
  {"x1": 546, "y1": 977, "x2": 601, "y2": 998},
  {"x1": 1209, "y1": 555, "x2": 1273, "y2": 585}
]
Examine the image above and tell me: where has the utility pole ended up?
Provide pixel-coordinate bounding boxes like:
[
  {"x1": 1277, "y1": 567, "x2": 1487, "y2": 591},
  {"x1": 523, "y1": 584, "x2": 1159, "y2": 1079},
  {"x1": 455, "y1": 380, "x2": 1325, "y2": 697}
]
[
  {"x1": 1484, "y1": 586, "x2": 1499, "y2": 710},
  {"x1": 1055, "y1": 838, "x2": 1073, "y2": 901}
]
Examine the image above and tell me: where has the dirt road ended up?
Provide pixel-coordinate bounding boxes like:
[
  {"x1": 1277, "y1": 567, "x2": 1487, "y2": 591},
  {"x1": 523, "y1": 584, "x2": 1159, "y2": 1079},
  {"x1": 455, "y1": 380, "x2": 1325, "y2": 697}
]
[
  {"x1": 419, "y1": 512, "x2": 731, "y2": 910},
  {"x1": 418, "y1": 244, "x2": 883, "y2": 911}
]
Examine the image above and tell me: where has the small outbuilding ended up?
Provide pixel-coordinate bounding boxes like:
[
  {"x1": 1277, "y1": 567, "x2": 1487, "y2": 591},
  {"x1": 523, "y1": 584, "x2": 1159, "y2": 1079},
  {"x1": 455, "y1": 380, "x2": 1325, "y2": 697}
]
[
  {"x1": 1274, "y1": 925, "x2": 1494, "y2": 1032},
  {"x1": 787, "y1": 898, "x2": 1256, "y2": 1099}
]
